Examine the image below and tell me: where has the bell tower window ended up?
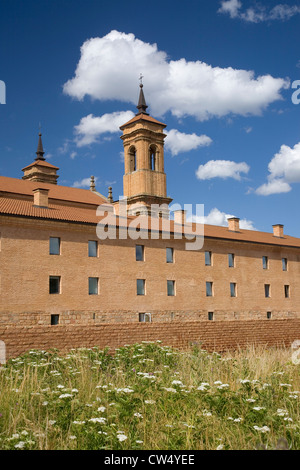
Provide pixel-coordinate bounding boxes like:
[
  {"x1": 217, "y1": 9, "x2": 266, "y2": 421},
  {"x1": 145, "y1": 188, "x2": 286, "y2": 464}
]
[
  {"x1": 129, "y1": 146, "x2": 136, "y2": 172},
  {"x1": 149, "y1": 145, "x2": 157, "y2": 171}
]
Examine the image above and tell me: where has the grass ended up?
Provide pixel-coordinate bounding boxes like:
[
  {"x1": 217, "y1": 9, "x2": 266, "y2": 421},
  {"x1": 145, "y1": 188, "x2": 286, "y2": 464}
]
[{"x1": 0, "y1": 341, "x2": 299, "y2": 450}]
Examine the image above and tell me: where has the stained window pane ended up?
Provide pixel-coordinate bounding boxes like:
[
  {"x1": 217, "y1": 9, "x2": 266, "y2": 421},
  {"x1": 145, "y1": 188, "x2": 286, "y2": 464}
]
[
  {"x1": 206, "y1": 282, "x2": 213, "y2": 297},
  {"x1": 228, "y1": 254, "x2": 235, "y2": 268},
  {"x1": 88, "y1": 241, "x2": 98, "y2": 257},
  {"x1": 50, "y1": 237, "x2": 60, "y2": 255},
  {"x1": 89, "y1": 277, "x2": 98, "y2": 295},
  {"x1": 282, "y1": 258, "x2": 287, "y2": 271},
  {"x1": 137, "y1": 279, "x2": 145, "y2": 295},
  {"x1": 167, "y1": 280, "x2": 175, "y2": 296},
  {"x1": 205, "y1": 251, "x2": 211, "y2": 266},
  {"x1": 230, "y1": 282, "x2": 236, "y2": 297},
  {"x1": 49, "y1": 276, "x2": 60, "y2": 294},
  {"x1": 262, "y1": 256, "x2": 268, "y2": 269},
  {"x1": 264, "y1": 284, "x2": 270, "y2": 298},
  {"x1": 136, "y1": 245, "x2": 144, "y2": 261},
  {"x1": 166, "y1": 247, "x2": 174, "y2": 263}
]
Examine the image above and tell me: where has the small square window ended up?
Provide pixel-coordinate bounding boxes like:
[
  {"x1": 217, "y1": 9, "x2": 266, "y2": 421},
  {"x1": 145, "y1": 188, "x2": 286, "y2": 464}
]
[
  {"x1": 49, "y1": 276, "x2": 60, "y2": 294},
  {"x1": 166, "y1": 247, "x2": 174, "y2": 263},
  {"x1": 88, "y1": 240, "x2": 98, "y2": 257},
  {"x1": 137, "y1": 279, "x2": 145, "y2": 295},
  {"x1": 284, "y1": 285, "x2": 290, "y2": 298},
  {"x1": 49, "y1": 237, "x2": 60, "y2": 255},
  {"x1": 136, "y1": 245, "x2": 144, "y2": 262},
  {"x1": 139, "y1": 313, "x2": 151, "y2": 322},
  {"x1": 205, "y1": 251, "x2": 212, "y2": 266},
  {"x1": 282, "y1": 258, "x2": 288, "y2": 271},
  {"x1": 267, "y1": 311, "x2": 272, "y2": 319},
  {"x1": 167, "y1": 280, "x2": 175, "y2": 296},
  {"x1": 262, "y1": 256, "x2": 268, "y2": 270},
  {"x1": 264, "y1": 284, "x2": 270, "y2": 298},
  {"x1": 228, "y1": 253, "x2": 235, "y2": 268},
  {"x1": 208, "y1": 312, "x2": 214, "y2": 321},
  {"x1": 206, "y1": 281, "x2": 213, "y2": 297},
  {"x1": 89, "y1": 277, "x2": 99, "y2": 295},
  {"x1": 230, "y1": 282, "x2": 236, "y2": 297},
  {"x1": 51, "y1": 314, "x2": 59, "y2": 325}
]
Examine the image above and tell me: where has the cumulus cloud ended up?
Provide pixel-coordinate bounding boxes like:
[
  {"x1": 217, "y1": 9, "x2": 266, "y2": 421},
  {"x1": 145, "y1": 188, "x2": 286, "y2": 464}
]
[
  {"x1": 63, "y1": 30, "x2": 289, "y2": 121},
  {"x1": 74, "y1": 111, "x2": 135, "y2": 147},
  {"x1": 165, "y1": 129, "x2": 212, "y2": 156},
  {"x1": 196, "y1": 160, "x2": 250, "y2": 181},
  {"x1": 218, "y1": 0, "x2": 300, "y2": 23},
  {"x1": 255, "y1": 142, "x2": 300, "y2": 195},
  {"x1": 73, "y1": 176, "x2": 99, "y2": 188},
  {"x1": 190, "y1": 207, "x2": 256, "y2": 230}
]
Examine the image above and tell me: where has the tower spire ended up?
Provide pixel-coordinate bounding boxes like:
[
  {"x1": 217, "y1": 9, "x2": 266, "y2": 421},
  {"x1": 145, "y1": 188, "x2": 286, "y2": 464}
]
[
  {"x1": 136, "y1": 74, "x2": 149, "y2": 116},
  {"x1": 35, "y1": 131, "x2": 46, "y2": 161}
]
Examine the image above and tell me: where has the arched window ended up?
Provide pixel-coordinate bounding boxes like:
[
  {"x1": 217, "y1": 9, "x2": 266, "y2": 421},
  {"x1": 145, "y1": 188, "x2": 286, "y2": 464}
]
[
  {"x1": 129, "y1": 146, "x2": 136, "y2": 172},
  {"x1": 149, "y1": 145, "x2": 157, "y2": 171}
]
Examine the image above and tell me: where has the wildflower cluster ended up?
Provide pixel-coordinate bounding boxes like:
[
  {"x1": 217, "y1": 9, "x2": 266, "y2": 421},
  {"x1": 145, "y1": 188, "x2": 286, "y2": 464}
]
[{"x1": 0, "y1": 343, "x2": 299, "y2": 450}]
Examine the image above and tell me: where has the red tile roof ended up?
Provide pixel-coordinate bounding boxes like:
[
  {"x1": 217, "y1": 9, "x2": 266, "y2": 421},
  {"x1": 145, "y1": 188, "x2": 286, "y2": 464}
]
[
  {"x1": 120, "y1": 113, "x2": 166, "y2": 130},
  {"x1": 0, "y1": 176, "x2": 108, "y2": 205},
  {"x1": 1, "y1": 176, "x2": 300, "y2": 248}
]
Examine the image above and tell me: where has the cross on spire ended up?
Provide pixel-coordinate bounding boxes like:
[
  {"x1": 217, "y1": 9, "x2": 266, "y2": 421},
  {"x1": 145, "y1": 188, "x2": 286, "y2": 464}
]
[
  {"x1": 35, "y1": 129, "x2": 46, "y2": 161},
  {"x1": 136, "y1": 74, "x2": 149, "y2": 116}
]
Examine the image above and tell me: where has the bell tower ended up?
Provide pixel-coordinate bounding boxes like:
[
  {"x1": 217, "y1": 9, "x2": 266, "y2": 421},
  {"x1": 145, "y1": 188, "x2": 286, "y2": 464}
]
[{"x1": 120, "y1": 82, "x2": 172, "y2": 217}]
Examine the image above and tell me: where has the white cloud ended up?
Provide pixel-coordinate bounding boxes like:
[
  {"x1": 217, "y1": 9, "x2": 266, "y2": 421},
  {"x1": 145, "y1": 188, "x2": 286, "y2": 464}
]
[
  {"x1": 74, "y1": 111, "x2": 135, "y2": 147},
  {"x1": 63, "y1": 30, "x2": 289, "y2": 122},
  {"x1": 190, "y1": 207, "x2": 256, "y2": 230},
  {"x1": 165, "y1": 129, "x2": 212, "y2": 156},
  {"x1": 196, "y1": 160, "x2": 250, "y2": 181},
  {"x1": 73, "y1": 176, "x2": 99, "y2": 188},
  {"x1": 255, "y1": 142, "x2": 300, "y2": 195},
  {"x1": 218, "y1": 1, "x2": 300, "y2": 23}
]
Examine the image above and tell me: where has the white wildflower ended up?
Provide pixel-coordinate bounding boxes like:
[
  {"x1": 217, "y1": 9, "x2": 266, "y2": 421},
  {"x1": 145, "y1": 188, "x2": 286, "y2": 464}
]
[
  {"x1": 15, "y1": 441, "x2": 26, "y2": 449},
  {"x1": 117, "y1": 433, "x2": 127, "y2": 442},
  {"x1": 97, "y1": 406, "x2": 106, "y2": 413},
  {"x1": 253, "y1": 425, "x2": 270, "y2": 433},
  {"x1": 89, "y1": 417, "x2": 106, "y2": 424}
]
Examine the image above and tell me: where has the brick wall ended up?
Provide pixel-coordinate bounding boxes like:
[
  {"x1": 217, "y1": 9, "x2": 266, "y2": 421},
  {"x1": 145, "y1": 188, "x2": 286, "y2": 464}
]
[{"x1": 1, "y1": 319, "x2": 300, "y2": 359}]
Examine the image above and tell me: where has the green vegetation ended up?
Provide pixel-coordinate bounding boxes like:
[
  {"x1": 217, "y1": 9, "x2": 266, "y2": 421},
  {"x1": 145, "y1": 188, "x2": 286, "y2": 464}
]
[{"x1": 0, "y1": 342, "x2": 299, "y2": 450}]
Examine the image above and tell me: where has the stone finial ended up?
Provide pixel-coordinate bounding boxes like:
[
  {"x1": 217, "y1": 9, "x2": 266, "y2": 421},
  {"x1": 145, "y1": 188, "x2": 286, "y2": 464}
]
[
  {"x1": 108, "y1": 186, "x2": 113, "y2": 203},
  {"x1": 90, "y1": 176, "x2": 96, "y2": 191}
]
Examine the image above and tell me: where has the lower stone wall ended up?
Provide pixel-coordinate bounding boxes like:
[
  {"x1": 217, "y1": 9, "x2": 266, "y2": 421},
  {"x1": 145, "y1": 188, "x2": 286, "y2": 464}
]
[
  {"x1": 1, "y1": 309, "x2": 299, "y2": 326},
  {"x1": 1, "y1": 319, "x2": 300, "y2": 360}
]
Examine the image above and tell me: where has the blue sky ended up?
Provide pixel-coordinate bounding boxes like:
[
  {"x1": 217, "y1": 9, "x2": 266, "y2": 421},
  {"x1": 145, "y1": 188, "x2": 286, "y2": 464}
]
[{"x1": 1, "y1": 0, "x2": 300, "y2": 235}]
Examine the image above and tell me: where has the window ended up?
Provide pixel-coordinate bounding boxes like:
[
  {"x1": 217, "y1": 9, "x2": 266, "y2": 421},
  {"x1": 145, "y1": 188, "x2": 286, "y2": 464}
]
[
  {"x1": 262, "y1": 256, "x2": 268, "y2": 270},
  {"x1": 284, "y1": 285, "x2": 290, "y2": 298},
  {"x1": 49, "y1": 276, "x2": 60, "y2": 294},
  {"x1": 167, "y1": 280, "x2": 175, "y2": 296},
  {"x1": 267, "y1": 311, "x2": 272, "y2": 319},
  {"x1": 88, "y1": 240, "x2": 98, "y2": 257},
  {"x1": 166, "y1": 247, "x2": 174, "y2": 263},
  {"x1": 228, "y1": 253, "x2": 235, "y2": 268},
  {"x1": 89, "y1": 277, "x2": 99, "y2": 295},
  {"x1": 230, "y1": 282, "x2": 237, "y2": 297},
  {"x1": 149, "y1": 145, "x2": 156, "y2": 170},
  {"x1": 206, "y1": 282, "x2": 213, "y2": 297},
  {"x1": 51, "y1": 314, "x2": 59, "y2": 325},
  {"x1": 136, "y1": 245, "x2": 144, "y2": 262},
  {"x1": 137, "y1": 279, "x2": 145, "y2": 296},
  {"x1": 49, "y1": 237, "x2": 60, "y2": 255},
  {"x1": 282, "y1": 258, "x2": 288, "y2": 271},
  {"x1": 129, "y1": 146, "x2": 136, "y2": 172},
  {"x1": 139, "y1": 313, "x2": 151, "y2": 323},
  {"x1": 208, "y1": 312, "x2": 214, "y2": 321},
  {"x1": 205, "y1": 251, "x2": 212, "y2": 266},
  {"x1": 264, "y1": 284, "x2": 270, "y2": 298}
]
